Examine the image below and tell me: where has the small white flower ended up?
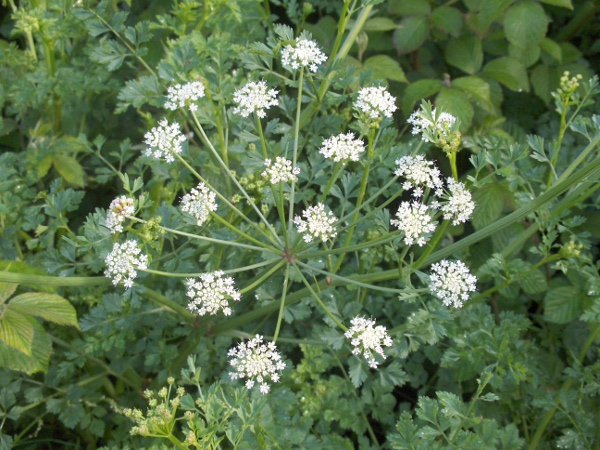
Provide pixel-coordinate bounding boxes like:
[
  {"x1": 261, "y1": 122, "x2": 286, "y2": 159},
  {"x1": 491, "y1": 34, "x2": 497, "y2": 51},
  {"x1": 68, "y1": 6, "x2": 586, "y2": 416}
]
[
  {"x1": 394, "y1": 155, "x2": 444, "y2": 197},
  {"x1": 355, "y1": 86, "x2": 397, "y2": 119},
  {"x1": 261, "y1": 157, "x2": 300, "y2": 184},
  {"x1": 429, "y1": 260, "x2": 477, "y2": 308},
  {"x1": 143, "y1": 119, "x2": 186, "y2": 164},
  {"x1": 164, "y1": 81, "x2": 205, "y2": 112},
  {"x1": 440, "y1": 178, "x2": 475, "y2": 226},
  {"x1": 281, "y1": 37, "x2": 327, "y2": 73},
  {"x1": 180, "y1": 182, "x2": 218, "y2": 226},
  {"x1": 345, "y1": 316, "x2": 393, "y2": 369},
  {"x1": 294, "y1": 203, "x2": 337, "y2": 243},
  {"x1": 319, "y1": 132, "x2": 365, "y2": 162},
  {"x1": 105, "y1": 196, "x2": 135, "y2": 234},
  {"x1": 232, "y1": 80, "x2": 279, "y2": 118},
  {"x1": 228, "y1": 335, "x2": 286, "y2": 394},
  {"x1": 104, "y1": 240, "x2": 148, "y2": 289},
  {"x1": 391, "y1": 201, "x2": 437, "y2": 247},
  {"x1": 186, "y1": 271, "x2": 241, "y2": 316},
  {"x1": 408, "y1": 108, "x2": 457, "y2": 143}
]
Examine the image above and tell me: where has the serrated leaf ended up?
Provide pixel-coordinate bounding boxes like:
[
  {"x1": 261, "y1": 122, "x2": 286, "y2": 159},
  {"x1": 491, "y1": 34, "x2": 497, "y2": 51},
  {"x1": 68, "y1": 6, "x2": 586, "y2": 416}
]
[
  {"x1": 37, "y1": 155, "x2": 53, "y2": 179},
  {"x1": 483, "y1": 57, "x2": 529, "y2": 91},
  {"x1": 364, "y1": 55, "x2": 407, "y2": 83},
  {"x1": 540, "y1": 38, "x2": 562, "y2": 63},
  {"x1": 90, "y1": 39, "x2": 127, "y2": 71},
  {"x1": 9, "y1": 293, "x2": 79, "y2": 329},
  {"x1": 0, "y1": 309, "x2": 34, "y2": 355},
  {"x1": 472, "y1": 182, "x2": 506, "y2": 229},
  {"x1": 430, "y1": 6, "x2": 463, "y2": 37},
  {"x1": 445, "y1": 36, "x2": 483, "y2": 74},
  {"x1": 85, "y1": 18, "x2": 111, "y2": 37},
  {"x1": 401, "y1": 79, "x2": 443, "y2": 116},
  {"x1": 52, "y1": 155, "x2": 85, "y2": 188},
  {"x1": 435, "y1": 87, "x2": 474, "y2": 130},
  {"x1": 388, "y1": 0, "x2": 431, "y2": 16},
  {"x1": 544, "y1": 286, "x2": 583, "y2": 323},
  {"x1": 416, "y1": 396, "x2": 440, "y2": 425},
  {"x1": 348, "y1": 358, "x2": 368, "y2": 388},
  {"x1": 478, "y1": 0, "x2": 515, "y2": 30},
  {"x1": 508, "y1": 43, "x2": 541, "y2": 68},
  {"x1": 116, "y1": 75, "x2": 162, "y2": 112},
  {"x1": 452, "y1": 76, "x2": 493, "y2": 111},
  {"x1": 363, "y1": 18, "x2": 398, "y2": 32},
  {"x1": 504, "y1": 2, "x2": 548, "y2": 48},
  {"x1": 437, "y1": 391, "x2": 464, "y2": 418},
  {"x1": 393, "y1": 16, "x2": 429, "y2": 55},
  {"x1": 520, "y1": 269, "x2": 548, "y2": 294},
  {"x1": 530, "y1": 64, "x2": 552, "y2": 104},
  {"x1": 0, "y1": 283, "x2": 17, "y2": 304},
  {"x1": 480, "y1": 392, "x2": 500, "y2": 401},
  {"x1": 388, "y1": 411, "x2": 418, "y2": 448}
]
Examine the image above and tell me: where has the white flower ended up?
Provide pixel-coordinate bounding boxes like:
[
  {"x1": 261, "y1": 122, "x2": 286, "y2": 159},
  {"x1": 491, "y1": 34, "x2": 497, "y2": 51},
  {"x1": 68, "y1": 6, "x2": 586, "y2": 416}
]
[
  {"x1": 440, "y1": 178, "x2": 475, "y2": 226},
  {"x1": 394, "y1": 155, "x2": 444, "y2": 197},
  {"x1": 355, "y1": 86, "x2": 397, "y2": 119},
  {"x1": 429, "y1": 260, "x2": 477, "y2": 308},
  {"x1": 105, "y1": 196, "x2": 135, "y2": 234},
  {"x1": 180, "y1": 182, "x2": 218, "y2": 226},
  {"x1": 186, "y1": 271, "x2": 241, "y2": 316},
  {"x1": 104, "y1": 240, "x2": 148, "y2": 289},
  {"x1": 408, "y1": 108, "x2": 457, "y2": 143},
  {"x1": 261, "y1": 157, "x2": 300, "y2": 184},
  {"x1": 164, "y1": 82, "x2": 205, "y2": 112},
  {"x1": 228, "y1": 335, "x2": 286, "y2": 394},
  {"x1": 345, "y1": 317, "x2": 393, "y2": 369},
  {"x1": 143, "y1": 119, "x2": 186, "y2": 164},
  {"x1": 281, "y1": 37, "x2": 327, "y2": 72},
  {"x1": 232, "y1": 80, "x2": 279, "y2": 118},
  {"x1": 391, "y1": 201, "x2": 437, "y2": 247},
  {"x1": 319, "y1": 132, "x2": 365, "y2": 162},
  {"x1": 294, "y1": 203, "x2": 337, "y2": 243}
]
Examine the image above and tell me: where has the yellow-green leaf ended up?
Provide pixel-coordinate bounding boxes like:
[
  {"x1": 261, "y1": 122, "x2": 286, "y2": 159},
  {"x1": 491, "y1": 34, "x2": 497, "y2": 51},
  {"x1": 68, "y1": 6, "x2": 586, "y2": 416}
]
[
  {"x1": 435, "y1": 87, "x2": 474, "y2": 130},
  {"x1": 0, "y1": 316, "x2": 52, "y2": 374},
  {"x1": 0, "y1": 282, "x2": 17, "y2": 304},
  {"x1": 52, "y1": 154, "x2": 86, "y2": 188},
  {"x1": 9, "y1": 293, "x2": 80, "y2": 329},
  {"x1": 364, "y1": 55, "x2": 407, "y2": 83},
  {"x1": 0, "y1": 309, "x2": 34, "y2": 356}
]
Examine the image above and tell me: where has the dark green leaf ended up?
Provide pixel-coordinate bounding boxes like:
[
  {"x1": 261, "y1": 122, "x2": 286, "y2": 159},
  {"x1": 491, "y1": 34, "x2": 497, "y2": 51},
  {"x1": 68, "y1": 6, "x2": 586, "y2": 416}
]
[
  {"x1": 508, "y1": 43, "x2": 541, "y2": 68},
  {"x1": 393, "y1": 17, "x2": 429, "y2": 55},
  {"x1": 504, "y1": 2, "x2": 548, "y2": 48},
  {"x1": 539, "y1": 0, "x2": 573, "y2": 9},
  {"x1": 430, "y1": 6, "x2": 463, "y2": 37},
  {"x1": 544, "y1": 286, "x2": 583, "y2": 323},
  {"x1": 52, "y1": 155, "x2": 86, "y2": 188},
  {"x1": 472, "y1": 182, "x2": 506, "y2": 229},
  {"x1": 401, "y1": 79, "x2": 443, "y2": 116},
  {"x1": 520, "y1": 269, "x2": 548, "y2": 294},
  {"x1": 388, "y1": 0, "x2": 431, "y2": 16},
  {"x1": 478, "y1": 0, "x2": 515, "y2": 30},
  {"x1": 483, "y1": 57, "x2": 530, "y2": 91},
  {"x1": 364, "y1": 55, "x2": 407, "y2": 83},
  {"x1": 445, "y1": 36, "x2": 483, "y2": 74},
  {"x1": 540, "y1": 38, "x2": 562, "y2": 63},
  {"x1": 435, "y1": 87, "x2": 474, "y2": 130},
  {"x1": 452, "y1": 76, "x2": 493, "y2": 111}
]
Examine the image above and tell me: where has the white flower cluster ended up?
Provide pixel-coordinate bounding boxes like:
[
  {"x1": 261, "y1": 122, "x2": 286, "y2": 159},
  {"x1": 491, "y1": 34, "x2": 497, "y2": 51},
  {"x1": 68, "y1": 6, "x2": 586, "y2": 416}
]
[
  {"x1": 391, "y1": 201, "x2": 436, "y2": 247},
  {"x1": 345, "y1": 316, "x2": 393, "y2": 369},
  {"x1": 319, "y1": 132, "x2": 365, "y2": 162},
  {"x1": 394, "y1": 155, "x2": 444, "y2": 197},
  {"x1": 232, "y1": 80, "x2": 279, "y2": 118},
  {"x1": 440, "y1": 178, "x2": 475, "y2": 226},
  {"x1": 164, "y1": 81, "x2": 205, "y2": 112},
  {"x1": 143, "y1": 119, "x2": 186, "y2": 164},
  {"x1": 408, "y1": 109, "x2": 456, "y2": 142},
  {"x1": 429, "y1": 260, "x2": 477, "y2": 308},
  {"x1": 294, "y1": 203, "x2": 337, "y2": 243},
  {"x1": 185, "y1": 271, "x2": 241, "y2": 316},
  {"x1": 228, "y1": 335, "x2": 286, "y2": 394},
  {"x1": 261, "y1": 157, "x2": 300, "y2": 184},
  {"x1": 355, "y1": 86, "x2": 397, "y2": 119},
  {"x1": 106, "y1": 196, "x2": 135, "y2": 234},
  {"x1": 281, "y1": 37, "x2": 327, "y2": 72},
  {"x1": 104, "y1": 240, "x2": 148, "y2": 289},
  {"x1": 180, "y1": 182, "x2": 218, "y2": 226}
]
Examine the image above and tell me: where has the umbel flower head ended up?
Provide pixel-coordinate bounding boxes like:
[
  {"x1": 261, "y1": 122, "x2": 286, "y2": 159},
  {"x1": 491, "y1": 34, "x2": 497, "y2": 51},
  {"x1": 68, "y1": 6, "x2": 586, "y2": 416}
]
[
  {"x1": 106, "y1": 196, "x2": 135, "y2": 234},
  {"x1": 143, "y1": 119, "x2": 186, "y2": 164},
  {"x1": 228, "y1": 335, "x2": 286, "y2": 394},
  {"x1": 281, "y1": 37, "x2": 327, "y2": 72},
  {"x1": 319, "y1": 132, "x2": 365, "y2": 162},
  {"x1": 440, "y1": 178, "x2": 475, "y2": 226},
  {"x1": 261, "y1": 157, "x2": 300, "y2": 184},
  {"x1": 294, "y1": 203, "x2": 337, "y2": 243},
  {"x1": 104, "y1": 240, "x2": 148, "y2": 289},
  {"x1": 355, "y1": 86, "x2": 398, "y2": 120},
  {"x1": 180, "y1": 182, "x2": 218, "y2": 226},
  {"x1": 391, "y1": 201, "x2": 437, "y2": 247},
  {"x1": 185, "y1": 271, "x2": 241, "y2": 316},
  {"x1": 345, "y1": 316, "x2": 393, "y2": 369},
  {"x1": 233, "y1": 80, "x2": 279, "y2": 118},
  {"x1": 407, "y1": 102, "x2": 461, "y2": 154},
  {"x1": 164, "y1": 81, "x2": 205, "y2": 112},
  {"x1": 429, "y1": 260, "x2": 477, "y2": 308},
  {"x1": 394, "y1": 155, "x2": 444, "y2": 197}
]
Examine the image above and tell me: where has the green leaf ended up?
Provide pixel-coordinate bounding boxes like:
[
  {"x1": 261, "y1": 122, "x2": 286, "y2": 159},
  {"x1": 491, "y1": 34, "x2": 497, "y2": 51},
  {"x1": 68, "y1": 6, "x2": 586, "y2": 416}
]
[
  {"x1": 363, "y1": 18, "x2": 398, "y2": 32},
  {"x1": 472, "y1": 182, "x2": 506, "y2": 229},
  {"x1": 0, "y1": 309, "x2": 34, "y2": 355},
  {"x1": 508, "y1": 43, "x2": 541, "y2": 68},
  {"x1": 388, "y1": 0, "x2": 431, "y2": 16},
  {"x1": 392, "y1": 16, "x2": 429, "y2": 55},
  {"x1": 9, "y1": 293, "x2": 79, "y2": 329},
  {"x1": 539, "y1": 0, "x2": 573, "y2": 9},
  {"x1": 416, "y1": 396, "x2": 441, "y2": 426},
  {"x1": 452, "y1": 76, "x2": 493, "y2": 112},
  {"x1": 480, "y1": 392, "x2": 500, "y2": 402},
  {"x1": 483, "y1": 57, "x2": 529, "y2": 92},
  {"x1": 445, "y1": 36, "x2": 483, "y2": 74},
  {"x1": 348, "y1": 358, "x2": 368, "y2": 388},
  {"x1": 504, "y1": 2, "x2": 548, "y2": 48},
  {"x1": 52, "y1": 155, "x2": 85, "y2": 188},
  {"x1": 430, "y1": 6, "x2": 463, "y2": 37},
  {"x1": 116, "y1": 75, "x2": 162, "y2": 113},
  {"x1": 401, "y1": 79, "x2": 443, "y2": 116},
  {"x1": 540, "y1": 38, "x2": 562, "y2": 63},
  {"x1": 37, "y1": 155, "x2": 53, "y2": 179},
  {"x1": 530, "y1": 64, "x2": 552, "y2": 104},
  {"x1": 363, "y1": 55, "x2": 407, "y2": 83},
  {"x1": 520, "y1": 269, "x2": 548, "y2": 294},
  {"x1": 0, "y1": 283, "x2": 17, "y2": 304},
  {"x1": 435, "y1": 87, "x2": 474, "y2": 130},
  {"x1": 388, "y1": 411, "x2": 418, "y2": 448},
  {"x1": 437, "y1": 391, "x2": 464, "y2": 418},
  {"x1": 544, "y1": 286, "x2": 583, "y2": 323},
  {"x1": 478, "y1": 0, "x2": 515, "y2": 30}
]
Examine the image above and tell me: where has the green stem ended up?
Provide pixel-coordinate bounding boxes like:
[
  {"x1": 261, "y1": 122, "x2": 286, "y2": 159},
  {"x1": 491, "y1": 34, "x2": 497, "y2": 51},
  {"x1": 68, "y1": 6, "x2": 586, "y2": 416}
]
[
  {"x1": 239, "y1": 259, "x2": 286, "y2": 295},
  {"x1": 413, "y1": 220, "x2": 450, "y2": 270},
  {"x1": 272, "y1": 265, "x2": 290, "y2": 343},
  {"x1": 210, "y1": 211, "x2": 280, "y2": 252},
  {"x1": 555, "y1": 130, "x2": 600, "y2": 185},
  {"x1": 319, "y1": 161, "x2": 344, "y2": 203},
  {"x1": 0, "y1": 272, "x2": 110, "y2": 286},
  {"x1": 256, "y1": 114, "x2": 268, "y2": 159},
  {"x1": 144, "y1": 288, "x2": 196, "y2": 322},
  {"x1": 287, "y1": 67, "x2": 305, "y2": 244}
]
